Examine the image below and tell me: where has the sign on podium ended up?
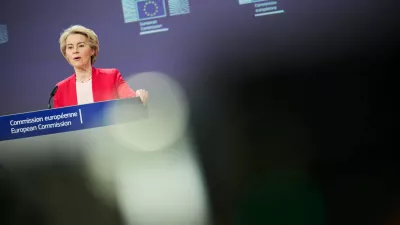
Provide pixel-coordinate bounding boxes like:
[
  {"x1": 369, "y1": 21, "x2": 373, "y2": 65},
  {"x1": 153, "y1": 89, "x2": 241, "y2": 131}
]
[{"x1": 0, "y1": 97, "x2": 147, "y2": 142}]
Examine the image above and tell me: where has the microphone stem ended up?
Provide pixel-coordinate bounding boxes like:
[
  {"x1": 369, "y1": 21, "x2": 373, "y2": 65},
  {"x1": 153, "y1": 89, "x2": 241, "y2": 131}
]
[{"x1": 48, "y1": 96, "x2": 53, "y2": 109}]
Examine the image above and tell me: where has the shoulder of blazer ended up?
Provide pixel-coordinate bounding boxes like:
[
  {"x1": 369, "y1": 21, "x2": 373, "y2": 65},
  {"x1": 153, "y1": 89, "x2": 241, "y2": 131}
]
[
  {"x1": 94, "y1": 68, "x2": 120, "y2": 77},
  {"x1": 56, "y1": 74, "x2": 75, "y2": 89}
]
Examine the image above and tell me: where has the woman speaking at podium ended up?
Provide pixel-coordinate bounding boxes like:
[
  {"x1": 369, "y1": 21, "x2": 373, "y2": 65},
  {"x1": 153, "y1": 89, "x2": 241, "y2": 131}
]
[{"x1": 53, "y1": 25, "x2": 148, "y2": 108}]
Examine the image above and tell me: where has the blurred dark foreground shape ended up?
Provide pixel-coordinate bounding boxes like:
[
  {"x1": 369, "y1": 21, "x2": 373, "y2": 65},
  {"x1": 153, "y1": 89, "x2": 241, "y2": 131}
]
[
  {"x1": 185, "y1": 35, "x2": 397, "y2": 225},
  {"x1": 0, "y1": 155, "x2": 123, "y2": 225}
]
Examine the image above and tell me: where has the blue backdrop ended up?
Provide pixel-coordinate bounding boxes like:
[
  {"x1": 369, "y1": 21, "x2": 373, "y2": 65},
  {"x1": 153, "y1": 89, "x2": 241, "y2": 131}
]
[{"x1": 0, "y1": 0, "x2": 396, "y2": 115}]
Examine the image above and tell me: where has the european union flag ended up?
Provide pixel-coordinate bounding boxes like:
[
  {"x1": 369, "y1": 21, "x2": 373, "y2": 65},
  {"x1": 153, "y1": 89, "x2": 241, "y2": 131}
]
[
  {"x1": 137, "y1": 0, "x2": 167, "y2": 20},
  {"x1": 0, "y1": 25, "x2": 8, "y2": 44}
]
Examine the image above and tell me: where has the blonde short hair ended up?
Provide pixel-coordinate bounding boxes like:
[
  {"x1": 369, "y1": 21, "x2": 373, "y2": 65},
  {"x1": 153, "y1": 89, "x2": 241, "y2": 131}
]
[{"x1": 59, "y1": 25, "x2": 99, "y2": 65}]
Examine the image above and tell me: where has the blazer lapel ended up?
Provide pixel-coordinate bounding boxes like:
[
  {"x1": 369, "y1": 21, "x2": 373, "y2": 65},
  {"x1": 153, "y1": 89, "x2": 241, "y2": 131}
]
[{"x1": 69, "y1": 74, "x2": 77, "y2": 106}]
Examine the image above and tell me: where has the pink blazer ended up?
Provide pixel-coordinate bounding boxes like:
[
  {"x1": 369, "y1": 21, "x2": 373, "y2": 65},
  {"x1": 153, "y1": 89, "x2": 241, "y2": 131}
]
[{"x1": 53, "y1": 67, "x2": 136, "y2": 108}]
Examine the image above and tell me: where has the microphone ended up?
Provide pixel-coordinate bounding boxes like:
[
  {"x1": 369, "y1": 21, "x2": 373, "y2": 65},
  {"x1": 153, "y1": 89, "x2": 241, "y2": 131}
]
[{"x1": 47, "y1": 86, "x2": 58, "y2": 109}]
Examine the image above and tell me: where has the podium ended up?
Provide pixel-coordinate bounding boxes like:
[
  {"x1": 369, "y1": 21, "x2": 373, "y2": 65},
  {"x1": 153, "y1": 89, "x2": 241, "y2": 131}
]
[{"x1": 0, "y1": 97, "x2": 146, "y2": 142}]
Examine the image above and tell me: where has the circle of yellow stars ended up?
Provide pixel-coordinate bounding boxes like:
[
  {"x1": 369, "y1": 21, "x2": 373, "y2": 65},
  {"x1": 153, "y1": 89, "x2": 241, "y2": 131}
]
[{"x1": 143, "y1": 1, "x2": 159, "y2": 17}]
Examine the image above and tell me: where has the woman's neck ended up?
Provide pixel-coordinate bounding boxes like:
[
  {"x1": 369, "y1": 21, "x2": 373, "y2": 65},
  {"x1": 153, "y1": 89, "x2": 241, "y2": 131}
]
[{"x1": 74, "y1": 65, "x2": 92, "y2": 82}]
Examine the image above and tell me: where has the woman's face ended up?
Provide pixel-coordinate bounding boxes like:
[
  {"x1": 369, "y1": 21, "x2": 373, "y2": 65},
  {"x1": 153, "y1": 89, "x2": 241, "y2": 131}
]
[{"x1": 65, "y1": 33, "x2": 94, "y2": 69}]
